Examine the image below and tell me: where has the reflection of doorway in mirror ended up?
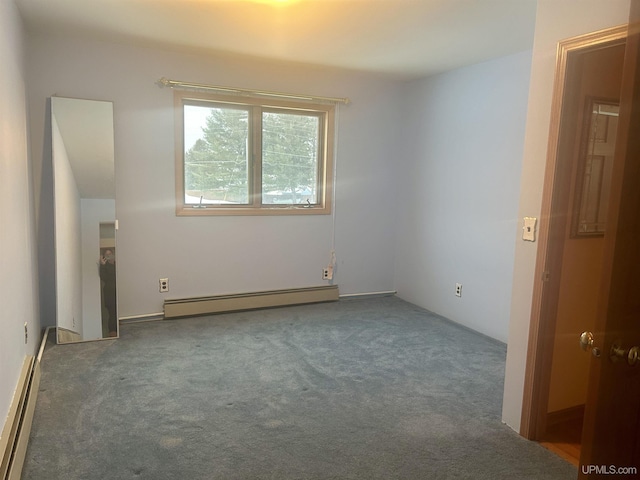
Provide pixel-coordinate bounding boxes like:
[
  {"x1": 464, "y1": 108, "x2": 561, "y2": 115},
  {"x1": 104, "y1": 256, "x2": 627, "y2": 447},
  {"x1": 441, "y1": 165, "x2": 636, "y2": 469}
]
[
  {"x1": 99, "y1": 223, "x2": 117, "y2": 337},
  {"x1": 52, "y1": 96, "x2": 116, "y2": 343}
]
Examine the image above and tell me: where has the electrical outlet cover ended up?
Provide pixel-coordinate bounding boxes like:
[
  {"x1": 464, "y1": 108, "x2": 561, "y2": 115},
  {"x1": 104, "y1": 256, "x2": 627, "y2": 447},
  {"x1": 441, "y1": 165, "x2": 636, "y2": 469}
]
[{"x1": 523, "y1": 217, "x2": 537, "y2": 241}]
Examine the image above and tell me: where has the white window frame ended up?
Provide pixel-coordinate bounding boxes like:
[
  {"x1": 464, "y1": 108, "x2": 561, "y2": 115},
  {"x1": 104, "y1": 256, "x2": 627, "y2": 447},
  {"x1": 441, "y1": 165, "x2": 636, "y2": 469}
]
[{"x1": 174, "y1": 91, "x2": 335, "y2": 216}]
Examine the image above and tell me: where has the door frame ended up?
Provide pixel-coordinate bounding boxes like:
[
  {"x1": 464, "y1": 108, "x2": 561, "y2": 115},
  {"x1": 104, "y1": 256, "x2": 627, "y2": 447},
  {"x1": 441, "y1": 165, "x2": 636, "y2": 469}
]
[{"x1": 519, "y1": 24, "x2": 628, "y2": 441}]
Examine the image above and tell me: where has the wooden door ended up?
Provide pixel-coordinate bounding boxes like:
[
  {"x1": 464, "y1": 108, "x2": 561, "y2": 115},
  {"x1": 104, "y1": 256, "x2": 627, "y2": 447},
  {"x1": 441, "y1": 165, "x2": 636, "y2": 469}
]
[{"x1": 579, "y1": 2, "x2": 640, "y2": 477}]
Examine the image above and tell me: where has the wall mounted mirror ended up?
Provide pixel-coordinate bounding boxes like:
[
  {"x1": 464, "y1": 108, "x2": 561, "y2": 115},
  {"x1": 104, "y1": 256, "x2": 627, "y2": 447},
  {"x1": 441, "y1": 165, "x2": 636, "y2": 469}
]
[
  {"x1": 51, "y1": 96, "x2": 117, "y2": 343},
  {"x1": 572, "y1": 98, "x2": 620, "y2": 237}
]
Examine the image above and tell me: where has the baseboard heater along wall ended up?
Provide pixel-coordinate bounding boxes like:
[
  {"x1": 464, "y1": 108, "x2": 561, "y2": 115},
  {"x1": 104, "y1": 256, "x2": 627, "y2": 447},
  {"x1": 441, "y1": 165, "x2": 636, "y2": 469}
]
[
  {"x1": 164, "y1": 285, "x2": 339, "y2": 318},
  {"x1": 0, "y1": 355, "x2": 41, "y2": 480}
]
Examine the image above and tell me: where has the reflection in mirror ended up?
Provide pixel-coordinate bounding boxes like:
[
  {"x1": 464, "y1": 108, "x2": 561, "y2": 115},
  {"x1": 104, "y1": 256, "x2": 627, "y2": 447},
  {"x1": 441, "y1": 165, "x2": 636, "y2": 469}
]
[
  {"x1": 99, "y1": 224, "x2": 117, "y2": 337},
  {"x1": 51, "y1": 96, "x2": 116, "y2": 343},
  {"x1": 572, "y1": 99, "x2": 619, "y2": 237}
]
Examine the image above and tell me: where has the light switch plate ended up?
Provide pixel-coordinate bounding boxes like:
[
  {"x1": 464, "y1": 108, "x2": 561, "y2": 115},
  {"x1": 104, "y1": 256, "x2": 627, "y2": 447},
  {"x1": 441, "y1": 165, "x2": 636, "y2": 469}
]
[{"x1": 523, "y1": 217, "x2": 537, "y2": 242}]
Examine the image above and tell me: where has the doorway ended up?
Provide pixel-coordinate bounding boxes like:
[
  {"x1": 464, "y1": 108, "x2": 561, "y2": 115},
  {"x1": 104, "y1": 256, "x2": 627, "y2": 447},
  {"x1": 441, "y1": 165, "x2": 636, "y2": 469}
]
[
  {"x1": 541, "y1": 40, "x2": 625, "y2": 465},
  {"x1": 519, "y1": 25, "x2": 627, "y2": 464}
]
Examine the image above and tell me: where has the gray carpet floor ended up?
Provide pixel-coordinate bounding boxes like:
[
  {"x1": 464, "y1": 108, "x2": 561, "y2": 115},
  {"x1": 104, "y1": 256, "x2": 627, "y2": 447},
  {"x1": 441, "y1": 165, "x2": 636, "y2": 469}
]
[{"x1": 22, "y1": 296, "x2": 577, "y2": 479}]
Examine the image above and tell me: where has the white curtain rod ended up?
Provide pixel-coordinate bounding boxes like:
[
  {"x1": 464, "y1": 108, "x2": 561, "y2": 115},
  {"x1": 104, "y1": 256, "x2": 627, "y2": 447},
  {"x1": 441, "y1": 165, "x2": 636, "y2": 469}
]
[{"x1": 157, "y1": 77, "x2": 350, "y2": 105}]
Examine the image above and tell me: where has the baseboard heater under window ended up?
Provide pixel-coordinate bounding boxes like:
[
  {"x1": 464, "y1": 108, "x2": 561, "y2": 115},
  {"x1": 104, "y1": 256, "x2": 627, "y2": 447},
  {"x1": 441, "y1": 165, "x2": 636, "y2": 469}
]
[{"x1": 163, "y1": 285, "x2": 339, "y2": 319}]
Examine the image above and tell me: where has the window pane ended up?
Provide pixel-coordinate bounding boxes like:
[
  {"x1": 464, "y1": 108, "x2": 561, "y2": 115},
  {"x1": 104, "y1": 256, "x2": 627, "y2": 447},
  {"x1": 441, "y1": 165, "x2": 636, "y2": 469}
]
[
  {"x1": 184, "y1": 104, "x2": 249, "y2": 204},
  {"x1": 262, "y1": 111, "x2": 319, "y2": 205}
]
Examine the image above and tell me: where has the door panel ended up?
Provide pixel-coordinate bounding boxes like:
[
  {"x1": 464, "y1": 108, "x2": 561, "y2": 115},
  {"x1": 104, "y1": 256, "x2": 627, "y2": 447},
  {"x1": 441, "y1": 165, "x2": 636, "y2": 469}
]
[{"x1": 579, "y1": 2, "x2": 640, "y2": 477}]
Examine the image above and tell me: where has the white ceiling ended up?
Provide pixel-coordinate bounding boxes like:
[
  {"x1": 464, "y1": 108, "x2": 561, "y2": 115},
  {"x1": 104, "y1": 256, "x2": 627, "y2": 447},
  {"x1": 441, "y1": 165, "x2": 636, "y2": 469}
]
[{"x1": 16, "y1": 0, "x2": 538, "y2": 79}]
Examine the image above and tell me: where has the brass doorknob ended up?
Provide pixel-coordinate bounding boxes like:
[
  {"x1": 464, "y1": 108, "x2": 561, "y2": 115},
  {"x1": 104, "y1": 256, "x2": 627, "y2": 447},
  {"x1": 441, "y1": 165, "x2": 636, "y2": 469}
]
[
  {"x1": 579, "y1": 332, "x2": 639, "y2": 364},
  {"x1": 628, "y1": 346, "x2": 640, "y2": 366},
  {"x1": 580, "y1": 331, "x2": 594, "y2": 350},
  {"x1": 580, "y1": 331, "x2": 601, "y2": 357},
  {"x1": 610, "y1": 344, "x2": 640, "y2": 366}
]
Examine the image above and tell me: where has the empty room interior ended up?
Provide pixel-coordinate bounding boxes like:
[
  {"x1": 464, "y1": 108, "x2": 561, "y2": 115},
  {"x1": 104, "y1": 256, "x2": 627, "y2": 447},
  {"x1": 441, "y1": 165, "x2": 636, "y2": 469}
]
[{"x1": 1, "y1": 0, "x2": 637, "y2": 478}]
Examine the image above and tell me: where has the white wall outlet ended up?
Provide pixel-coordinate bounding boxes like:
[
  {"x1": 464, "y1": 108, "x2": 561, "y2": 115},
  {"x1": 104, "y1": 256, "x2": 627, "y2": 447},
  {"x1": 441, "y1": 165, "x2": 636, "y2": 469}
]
[
  {"x1": 159, "y1": 278, "x2": 169, "y2": 293},
  {"x1": 322, "y1": 266, "x2": 333, "y2": 280},
  {"x1": 455, "y1": 283, "x2": 462, "y2": 297}
]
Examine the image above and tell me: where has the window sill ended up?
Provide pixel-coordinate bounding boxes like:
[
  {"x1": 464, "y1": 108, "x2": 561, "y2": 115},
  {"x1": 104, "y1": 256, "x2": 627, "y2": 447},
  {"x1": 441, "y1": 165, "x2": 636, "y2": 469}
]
[{"x1": 176, "y1": 205, "x2": 331, "y2": 216}]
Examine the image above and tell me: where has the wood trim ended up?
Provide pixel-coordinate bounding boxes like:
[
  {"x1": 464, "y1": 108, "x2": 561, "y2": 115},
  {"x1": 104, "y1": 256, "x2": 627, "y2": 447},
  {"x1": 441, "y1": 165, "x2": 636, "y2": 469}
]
[
  {"x1": 547, "y1": 404, "x2": 585, "y2": 428},
  {"x1": 251, "y1": 104, "x2": 261, "y2": 209},
  {"x1": 520, "y1": 25, "x2": 627, "y2": 440}
]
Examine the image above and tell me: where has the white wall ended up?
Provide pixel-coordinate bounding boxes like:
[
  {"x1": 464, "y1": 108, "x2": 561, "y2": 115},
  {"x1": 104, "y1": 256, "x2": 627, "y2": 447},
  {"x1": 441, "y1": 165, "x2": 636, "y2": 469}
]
[
  {"x1": 27, "y1": 34, "x2": 403, "y2": 319},
  {"x1": 0, "y1": 0, "x2": 41, "y2": 438},
  {"x1": 52, "y1": 114, "x2": 83, "y2": 335},
  {"x1": 394, "y1": 51, "x2": 532, "y2": 343},
  {"x1": 502, "y1": 0, "x2": 631, "y2": 431}
]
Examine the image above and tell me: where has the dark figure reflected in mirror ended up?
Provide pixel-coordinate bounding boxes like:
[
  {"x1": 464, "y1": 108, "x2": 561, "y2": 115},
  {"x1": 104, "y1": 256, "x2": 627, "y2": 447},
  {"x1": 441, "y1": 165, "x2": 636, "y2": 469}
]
[{"x1": 99, "y1": 248, "x2": 117, "y2": 337}]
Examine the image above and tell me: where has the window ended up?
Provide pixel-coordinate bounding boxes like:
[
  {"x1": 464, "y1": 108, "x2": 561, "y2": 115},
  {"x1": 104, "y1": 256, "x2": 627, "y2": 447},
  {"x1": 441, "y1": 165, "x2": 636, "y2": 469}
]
[{"x1": 175, "y1": 91, "x2": 334, "y2": 215}]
